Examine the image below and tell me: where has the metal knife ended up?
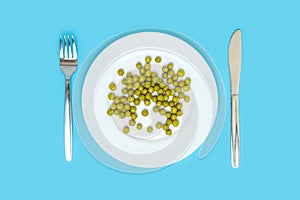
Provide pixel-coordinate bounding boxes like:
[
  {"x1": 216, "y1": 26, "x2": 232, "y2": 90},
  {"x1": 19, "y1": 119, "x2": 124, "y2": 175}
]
[{"x1": 228, "y1": 29, "x2": 242, "y2": 168}]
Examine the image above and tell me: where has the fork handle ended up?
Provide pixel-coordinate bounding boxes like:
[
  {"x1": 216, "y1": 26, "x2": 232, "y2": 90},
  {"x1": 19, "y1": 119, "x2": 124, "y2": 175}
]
[
  {"x1": 64, "y1": 79, "x2": 72, "y2": 162},
  {"x1": 231, "y1": 94, "x2": 240, "y2": 168}
]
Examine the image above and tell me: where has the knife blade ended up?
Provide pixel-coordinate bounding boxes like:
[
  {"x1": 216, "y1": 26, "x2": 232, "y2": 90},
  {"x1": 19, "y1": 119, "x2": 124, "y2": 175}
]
[{"x1": 228, "y1": 29, "x2": 242, "y2": 168}]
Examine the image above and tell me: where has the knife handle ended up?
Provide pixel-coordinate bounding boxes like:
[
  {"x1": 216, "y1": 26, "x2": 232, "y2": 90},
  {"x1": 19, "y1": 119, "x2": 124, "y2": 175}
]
[{"x1": 231, "y1": 94, "x2": 240, "y2": 168}]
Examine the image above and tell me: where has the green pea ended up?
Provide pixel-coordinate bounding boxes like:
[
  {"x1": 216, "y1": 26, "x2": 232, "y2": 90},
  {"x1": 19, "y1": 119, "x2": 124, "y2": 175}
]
[
  {"x1": 129, "y1": 119, "x2": 136, "y2": 126},
  {"x1": 145, "y1": 93, "x2": 152, "y2": 100},
  {"x1": 171, "y1": 114, "x2": 177, "y2": 121},
  {"x1": 137, "y1": 123, "x2": 143, "y2": 130},
  {"x1": 137, "y1": 94, "x2": 144, "y2": 101},
  {"x1": 171, "y1": 89, "x2": 175, "y2": 96},
  {"x1": 126, "y1": 84, "x2": 133, "y2": 89},
  {"x1": 119, "y1": 112, "x2": 125, "y2": 119},
  {"x1": 168, "y1": 69, "x2": 175, "y2": 76},
  {"x1": 163, "y1": 96, "x2": 169, "y2": 101},
  {"x1": 108, "y1": 93, "x2": 115, "y2": 100},
  {"x1": 144, "y1": 99, "x2": 151, "y2": 106},
  {"x1": 173, "y1": 81, "x2": 178, "y2": 87},
  {"x1": 153, "y1": 106, "x2": 159, "y2": 112},
  {"x1": 166, "y1": 129, "x2": 172, "y2": 135},
  {"x1": 131, "y1": 113, "x2": 137, "y2": 120},
  {"x1": 116, "y1": 103, "x2": 123, "y2": 110},
  {"x1": 109, "y1": 82, "x2": 116, "y2": 91},
  {"x1": 141, "y1": 89, "x2": 147, "y2": 95},
  {"x1": 139, "y1": 68, "x2": 145, "y2": 75},
  {"x1": 166, "y1": 112, "x2": 172, "y2": 118},
  {"x1": 156, "y1": 101, "x2": 162, "y2": 106},
  {"x1": 179, "y1": 81, "x2": 185, "y2": 87},
  {"x1": 172, "y1": 75, "x2": 178, "y2": 81},
  {"x1": 123, "y1": 126, "x2": 130, "y2": 134},
  {"x1": 163, "y1": 101, "x2": 169, "y2": 107},
  {"x1": 145, "y1": 56, "x2": 152, "y2": 63},
  {"x1": 176, "y1": 103, "x2": 182, "y2": 110},
  {"x1": 117, "y1": 68, "x2": 124, "y2": 76},
  {"x1": 126, "y1": 77, "x2": 133, "y2": 84},
  {"x1": 136, "y1": 62, "x2": 142, "y2": 69},
  {"x1": 121, "y1": 88, "x2": 127, "y2": 94},
  {"x1": 159, "y1": 109, "x2": 166, "y2": 116},
  {"x1": 138, "y1": 85, "x2": 144, "y2": 91},
  {"x1": 107, "y1": 109, "x2": 113, "y2": 116},
  {"x1": 113, "y1": 97, "x2": 120, "y2": 103},
  {"x1": 169, "y1": 101, "x2": 175, "y2": 107},
  {"x1": 175, "y1": 86, "x2": 182, "y2": 93},
  {"x1": 144, "y1": 63, "x2": 151, "y2": 70},
  {"x1": 142, "y1": 109, "x2": 149, "y2": 116},
  {"x1": 139, "y1": 75, "x2": 146, "y2": 83},
  {"x1": 155, "y1": 56, "x2": 162, "y2": 63},
  {"x1": 133, "y1": 82, "x2": 140, "y2": 89},
  {"x1": 128, "y1": 96, "x2": 135, "y2": 102},
  {"x1": 127, "y1": 90, "x2": 134, "y2": 96},
  {"x1": 162, "y1": 66, "x2": 168, "y2": 73},
  {"x1": 177, "y1": 110, "x2": 183, "y2": 116},
  {"x1": 125, "y1": 111, "x2": 131, "y2": 117},
  {"x1": 114, "y1": 110, "x2": 120, "y2": 115},
  {"x1": 133, "y1": 75, "x2": 139, "y2": 82},
  {"x1": 122, "y1": 79, "x2": 127, "y2": 85},
  {"x1": 110, "y1": 103, "x2": 116, "y2": 110},
  {"x1": 157, "y1": 95, "x2": 163, "y2": 101},
  {"x1": 172, "y1": 96, "x2": 179, "y2": 103},
  {"x1": 148, "y1": 87, "x2": 154, "y2": 93},
  {"x1": 124, "y1": 104, "x2": 131, "y2": 110},
  {"x1": 177, "y1": 69, "x2": 185, "y2": 77},
  {"x1": 162, "y1": 73, "x2": 168, "y2": 79},
  {"x1": 166, "y1": 119, "x2": 172, "y2": 125},
  {"x1": 183, "y1": 85, "x2": 190, "y2": 92},
  {"x1": 152, "y1": 96, "x2": 158, "y2": 102},
  {"x1": 146, "y1": 77, "x2": 151, "y2": 82},
  {"x1": 167, "y1": 63, "x2": 173, "y2": 69},
  {"x1": 173, "y1": 119, "x2": 179, "y2": 127},
  {"x1": 163, "y1": 124, "x2": 169, "y2": 131},
  {"x1": 130, "y1": 106, "x2": 137, "y2": 113},
  {"x1": 158, "y1": 88, "x2": 164, "y2": 94},
  {"x1": 145, "y1": 70, "x2": 151, "y2": 77},
  {"x1": 120, "y1": 97, "x2": 127, "y2": 103},
  {"x1": 156, "y1": 122, "x2": 163, "y2": 129},
  {"x1": 134, "y1": 90, "x2": 141, "y2": 96},
  {"x1": 152, "y1": 77, "x2": 160, "y2": 83},
  {"x1": 185, "y1": 77, "x2": 191, "y2": 85},
  {"x1": 126, "y1": 72, "x2": 133, "y2": 77},
  {"x1": 184, "y1": 96, "x2": 190, "y2": 102},
  {"x1": 171, "y1": 107, "x2": 177, "y2": 114},
  {"x1": 151, "y1": 72, "x2": 158, "y2": 77},
  {"x1": 144, "y1": 82, "x2": 151, "y2": 88},
  {"x1": 147, "y1": 126, "x2": 153, "y2": 133},
  {"x1": 166, "y1": 78, "x2": 172, "y2": 84},
  {"x1": 178, "y1": 92, "x2": 185, "y2": 99}
]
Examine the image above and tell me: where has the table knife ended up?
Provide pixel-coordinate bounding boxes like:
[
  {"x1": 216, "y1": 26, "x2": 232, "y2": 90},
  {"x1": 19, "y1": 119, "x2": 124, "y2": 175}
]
[{"x1": 228, "y1": 29, "x2": 242, "y2": 168}]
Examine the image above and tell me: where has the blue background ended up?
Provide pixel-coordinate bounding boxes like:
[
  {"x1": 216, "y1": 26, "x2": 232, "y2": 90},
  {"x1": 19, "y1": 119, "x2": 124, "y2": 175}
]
[{"x1": 0, "y1": 0, "x2": 299, "y2": 199}]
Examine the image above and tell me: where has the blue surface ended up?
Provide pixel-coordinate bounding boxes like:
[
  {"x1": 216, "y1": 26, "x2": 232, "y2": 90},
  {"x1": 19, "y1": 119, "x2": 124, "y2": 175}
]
[{"x1": 0, "y1": 0, "x2": 299, "y2": 199}]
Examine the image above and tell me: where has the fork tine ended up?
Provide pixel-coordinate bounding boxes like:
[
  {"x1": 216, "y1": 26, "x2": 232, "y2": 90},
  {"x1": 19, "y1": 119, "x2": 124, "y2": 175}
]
[
  {"x1": 72, "y1": 35, "x2": 77, "y2": 59},
  {"x1": 59, "y1": 36, "x2": 63, "y2": 59},
  {"x1": 64, "y1": 36, "x2": 67, "y2": 58},
  {"x1": 68, "y1": 36, "x2": 72, "y2": 58}
]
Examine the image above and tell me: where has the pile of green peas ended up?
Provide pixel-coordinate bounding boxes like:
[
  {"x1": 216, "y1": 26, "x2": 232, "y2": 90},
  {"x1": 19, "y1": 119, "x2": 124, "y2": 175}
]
[{"x1": 107, "y1": 56, "x2": 191, "y2": 135}]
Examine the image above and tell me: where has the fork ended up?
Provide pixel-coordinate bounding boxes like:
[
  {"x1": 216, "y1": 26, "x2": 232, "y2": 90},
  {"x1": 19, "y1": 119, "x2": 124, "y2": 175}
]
[{"x1": 59, "y1": 35, "x2": 78, "y2": 162}]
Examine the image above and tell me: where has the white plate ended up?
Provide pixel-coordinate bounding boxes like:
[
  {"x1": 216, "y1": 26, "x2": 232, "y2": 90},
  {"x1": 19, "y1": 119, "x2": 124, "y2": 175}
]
[
  {"x1": 73, "y1": 29, "x2": 225, "y2": 173},
  {"x1": 80, "y1": 32, "x2": 218, "y2": 168}
]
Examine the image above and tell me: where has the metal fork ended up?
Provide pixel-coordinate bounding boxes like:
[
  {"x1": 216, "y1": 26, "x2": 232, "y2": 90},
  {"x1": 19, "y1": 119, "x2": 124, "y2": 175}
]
[{"x1": 59, "y1": 35, "x2": 78, "y2": 162}]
